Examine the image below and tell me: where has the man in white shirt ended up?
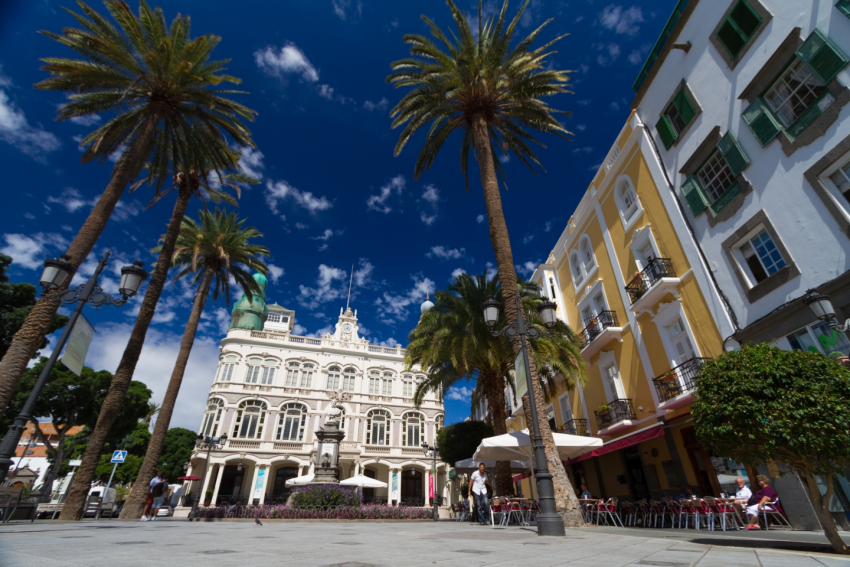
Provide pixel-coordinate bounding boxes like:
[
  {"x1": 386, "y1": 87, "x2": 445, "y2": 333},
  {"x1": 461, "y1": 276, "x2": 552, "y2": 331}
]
[
  {"x1": 468, "y1": 463, "x2": 494, "y2": 525},
  {"x1": 734, "y1": 477, "x2": 752, "y2": 504},
  {"x1": 142, "y1": 470, "x2": 167, "y2": 521}
]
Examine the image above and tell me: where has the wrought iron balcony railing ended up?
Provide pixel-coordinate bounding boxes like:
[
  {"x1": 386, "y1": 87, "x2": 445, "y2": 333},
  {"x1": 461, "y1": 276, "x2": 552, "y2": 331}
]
[
  {"x1": 653, "y1": 357, "x2": 710, "y2": 402},
  {"x1": 580, "y1": 310, "x2": 619, "y2": 347},
  {"x1": 558, "y1": 418, "x2": 589, "y2": 436},
  {"x1": 625, "y1": 258, "x2": 675, "y2": 304},
  {"x1": 594, "y1": 398, "x2": 635, "y2": 430}
]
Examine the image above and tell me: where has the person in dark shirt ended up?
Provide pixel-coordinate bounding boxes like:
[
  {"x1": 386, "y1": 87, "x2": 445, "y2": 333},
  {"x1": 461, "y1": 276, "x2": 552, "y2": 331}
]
[{"x1": 746, "y1": 475, "x2": 779, "y2": 530}]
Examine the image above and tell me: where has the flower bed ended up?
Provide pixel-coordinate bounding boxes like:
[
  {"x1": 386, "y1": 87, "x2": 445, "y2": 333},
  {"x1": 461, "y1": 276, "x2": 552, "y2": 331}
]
[
  {"x1": 290, "y1": 484, "x2": 362, "y2": 509},
  {"x1": 196, "y1": 504, "x2": 432, "y2": 520}
]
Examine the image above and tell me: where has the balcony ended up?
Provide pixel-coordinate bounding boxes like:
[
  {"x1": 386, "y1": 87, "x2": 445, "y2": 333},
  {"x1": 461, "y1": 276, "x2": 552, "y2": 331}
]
[
  {"x1": 653, "y1": 357, "x2": 709, "y2": 410},
  {"x1": 558, "y1": 419, "x2": 589, "y2": 436},
  {"x1": 594, "y1": 399, "x2": 636, "y2": 435},
  {"x1": 579, "y1": 311, "x2": 624, "y2": 359},
  {"x1": 625, "y1": 258, "x2": 680, "y2": 313}
]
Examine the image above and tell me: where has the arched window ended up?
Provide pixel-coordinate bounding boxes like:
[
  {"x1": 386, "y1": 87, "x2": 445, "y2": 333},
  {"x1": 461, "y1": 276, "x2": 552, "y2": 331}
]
[
  {"x1": 326, "y1": 366, "x2": 341, "y2": 390},
  {"x1": 402, "y1": 374, "x2": 415, "y2": 397},
  {"x1": 200, "y1": 399, "x2": 224, "y2": 437},
  {"x1": 285, "y1": 362, "x2": 300, "y2": 387},
  {"x1": 276, "y1": 402, "x2": 307, "y2": 442},
  {"x1": 618, "y1": 180, "x2": 640, "y2": 224},
  {"x1": 342, "y1": 368, "x2": 356, "y2": 391},
  {"x1": 366, "y1": 410, "x2": 390, "y2": 445},
  {"x1": 580, "y1": 238, "x2": 596, "y2": 273},
  {"x1": 216, "y1": 356, "x2": 237, "y2": 382},
  {"x1": 570, "y1": 251, "x2": 582, "y2": 285},
  {"x1": 300, "y1": 364, "x2": 314, "y2": 388},
  {"x1": 232, "y1": 400, "x2": 267, "y2": 439},
  {"x1": 245, "y1": 357, "x2": 262, "y2": 383},
  {"x1": 382, "y1": 372, "x2": 393, "y2": 396},
  {"x1": 402, "y1": 412, "x2": 423, "y2": 447},
  {"x1": 436, "y1": 414, "x2": 444, "y2": 433},
  {"x1": 261, "y1": 359, "x2": 277, "y2": 385},
  {"x1": 368, "y1": 371, "x2": 380, "y2": 394}
]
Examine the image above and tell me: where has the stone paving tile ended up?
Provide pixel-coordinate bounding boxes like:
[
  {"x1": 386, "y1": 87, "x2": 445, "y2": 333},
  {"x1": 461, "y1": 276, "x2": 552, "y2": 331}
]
[{"x1": 754, "y1": 551, "x2": 836, "y2": 567}]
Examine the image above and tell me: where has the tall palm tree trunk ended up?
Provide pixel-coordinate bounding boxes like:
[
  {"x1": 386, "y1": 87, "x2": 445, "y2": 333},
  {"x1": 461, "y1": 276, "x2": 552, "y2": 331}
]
[
  {"x1": 59, "y1": 186, "x2": 190, "y2": 521},
  {"x1": 471, "y1": 115, "x2": 584, "y2": 527},
  {"x1": 481, "y1": 372, "x2": 513, "y2": 496},
  {"x1": 121, "y1": 265, "x2": 214, "y2": 519},
  {"x1": 0, "y1": 117, "x2": 158, "y2": 420}
]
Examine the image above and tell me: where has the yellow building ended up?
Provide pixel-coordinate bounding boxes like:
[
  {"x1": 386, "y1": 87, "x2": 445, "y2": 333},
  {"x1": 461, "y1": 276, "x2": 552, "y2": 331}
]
[{"x1": 513, "y1": 111, "x2": 742, "y2": 502}]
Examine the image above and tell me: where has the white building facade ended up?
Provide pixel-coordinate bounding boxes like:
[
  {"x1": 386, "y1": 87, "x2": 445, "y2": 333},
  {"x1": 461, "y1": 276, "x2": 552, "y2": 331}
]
[{"x1": 185, "y1": 285, "x2": 446, "y2": 509}]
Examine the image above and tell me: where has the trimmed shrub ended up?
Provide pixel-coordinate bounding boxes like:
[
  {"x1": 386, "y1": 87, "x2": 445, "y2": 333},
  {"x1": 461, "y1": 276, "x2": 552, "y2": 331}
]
[{"x1": 289, "y1": 483, "x2": 362, "y2": 509}]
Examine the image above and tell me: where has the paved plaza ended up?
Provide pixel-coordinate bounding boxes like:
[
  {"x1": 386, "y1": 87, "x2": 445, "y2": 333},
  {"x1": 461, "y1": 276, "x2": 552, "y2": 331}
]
[{"x1": 2, "y1": 519, "x2": 850, "y2": 567}]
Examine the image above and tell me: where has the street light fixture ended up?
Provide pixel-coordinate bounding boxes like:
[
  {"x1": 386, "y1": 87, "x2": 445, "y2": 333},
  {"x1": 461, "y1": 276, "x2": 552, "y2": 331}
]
[
  {"x1": 481, "y1": 290, "x2": 565, "y2": 537},
  {"x1": 421, "y1": 440, "x2": 439, "y2": 522},
  {"x1": 188, "y1": 433, "x2": 227, "y2": 520},
  {"x1": 0, "y1": 251, "x2": 148, "y2": 484},
  {"x1": 804, "y1": 289, "x2": 850, "y2": 332}
]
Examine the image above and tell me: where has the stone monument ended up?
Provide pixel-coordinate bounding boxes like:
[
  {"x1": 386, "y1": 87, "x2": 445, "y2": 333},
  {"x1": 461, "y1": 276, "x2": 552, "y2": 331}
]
[{"x1": 310, "y1": 395, "x2": 348, "y2": 484}]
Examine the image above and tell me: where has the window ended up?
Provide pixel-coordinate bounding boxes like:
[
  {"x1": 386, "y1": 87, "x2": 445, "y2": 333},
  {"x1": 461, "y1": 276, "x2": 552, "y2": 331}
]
[
  {"x1": 232, "y1": 400, "x2": 266, "y2": 439},
  {"x1": 827, "y1": 160, "x2": 850, "y2": 204},
  {"x1": 216, "y1": 356, "x2": 237, "y2": 382},
  {"x1": 580, "y1": 239, "x2": 596, "y2": 273},
  {"x1": 261, "y1": 360, "x2": 276, "y2": 385},
  {"x1": 435, "y1": 414, "x2": 444, "y2": 434},
  {"x1": 402, "y1": 412, "x2": 423, "y2": 447},
  {"x1": 382, "y1": 372, "x2": 393, "y2": 396},
  {"x1": 285, "y1": 362, "x2": 299, "y2": 387},
  {"x1": 300, "y1": 364, "x2": 314, "y2": 388},
  {"x1": 681, "y1": 132, "x2": 750, "y2": 217},
  {"x1": 245, "y1": 357, "x2": 262, "y2": 383},
  {"x1": 743, "y1": 29, "x2": 848, "y2": 146},
  {"x1": 368, "y1": 371, "x2": 380, "y2": 394},
  {"x1": 366, "y1": 410, "x2": 390, "y2": 445},
  {"x1": 559, "y1": 393, "x2": 573, "y2": 425},
  {"x1": 617, "y1": 180, "x2": 641, "y2": 225},
  {"x1": 786, "y1": 321, "x2": 850, "y2": 357},
  {"x1": 570, "y1": 235, "x2": 598, "y2": 288},
  {"x1": 267, "y1": 312, "x2": 282, "y2": 323},
  {"x1": 342, "y1": 368, "x2": 356, "y2": 391},
  {"x1": 200, "y1": 399, "x2": 224, "y2": 437},
  {"x1": 715, "y1": 0, "x2": 762, "y2": 60},
  {"x1": 327, "y1": 366, "x2": 341, "y2": 390},
  {"x1": 656, "y1": 87, "x2": 697, "y2": 149},
  {"x1": 839, "y1": 0, "x2": 850, "y2": 19},
  {"x1": 549, "y1": 278, "x2": 557, "y2": 300},
  {"x1": 738, "y1": 228, "x2": 787, "y2": 284},
  {"x1": 402, "y1": 375, "x2": 414, "y2": 397},
  {"x1": 602, "y1": 364, "x2": 623, "y2": 401},
  {"x1": 276, "y1": 403, "x2": 306, "y2": 441},
  {"x1": 570, "y1": 251, "x2": 582, "y2": 284},
  {"x1": 664, "y1": 316, "x2": 697, "y2": 365}
]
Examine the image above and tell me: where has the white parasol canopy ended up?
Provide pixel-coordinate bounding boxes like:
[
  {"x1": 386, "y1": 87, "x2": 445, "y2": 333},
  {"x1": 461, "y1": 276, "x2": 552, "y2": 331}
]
[
  {"x1": 339, "y1": 474, "x2": 388, "y2": 488},
  {"x1": 285, "y1": 473, "x2": 314, "y2": 487},
  {"x1": 453, "y1": 458, "x2": 530, "y2": 474},
  {"x1": 472, "y1": 429, "x2": 602, "y2": 462}
]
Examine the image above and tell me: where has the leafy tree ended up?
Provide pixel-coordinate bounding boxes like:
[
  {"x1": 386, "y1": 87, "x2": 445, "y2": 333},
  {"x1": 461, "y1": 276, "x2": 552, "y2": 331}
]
[
  {"x1": 389, "y1": 0, "x2": 580, "y2": 526},
  {"x1": 155, "y1": 427, "x2": 198, "y2": 482},
  {"x1": 121, "y1": 209, "x2": 269, "y2": 519},
  {"x1": 436, "y1": 420, "x2": 495, "y2": 470},
  {"x1": 143, "y1": 402, "x2": 160, "y2": 430},
  {"x1": 71, "y1": 422, "x2": 150, "y2": 483},
  {"x1": 0, "y1": 254, "x2": 69, "y2": 361},
  {"x1": 0, "y1": 0, "x2": 255, "y2": 428},
  {"x1": 692, "y1": 343, "x2": 850, "y2": 555}
]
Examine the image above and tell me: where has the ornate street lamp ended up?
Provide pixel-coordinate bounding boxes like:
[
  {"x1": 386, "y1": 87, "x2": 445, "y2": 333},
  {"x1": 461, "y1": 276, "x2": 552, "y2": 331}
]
[
  {"x1": 481, "y1": 290, "x2": 565, "y2": 537},
  {"x1": 0, "y1": 251, "x2": 147, "y2": 484},
  {"x1": 421, "y1": 441, "x2": 440, "y2": 521},
  {"x1": 188, "y1": 433, "x2": 227, "y2": 520},
  {"x1": 804, "y1": 289, "x2": 850, "y2": 331}
]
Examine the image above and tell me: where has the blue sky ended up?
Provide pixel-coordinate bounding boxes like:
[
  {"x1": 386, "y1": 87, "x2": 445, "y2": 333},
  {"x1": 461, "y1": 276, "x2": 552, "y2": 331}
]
[{"x1": 0, "y1": 0, "x2": 674, "y2": 429}]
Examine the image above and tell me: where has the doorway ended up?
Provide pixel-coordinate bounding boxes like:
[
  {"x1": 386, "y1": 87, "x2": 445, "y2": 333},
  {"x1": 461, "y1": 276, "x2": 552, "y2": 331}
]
[
  {"x1": 217, "y1": 464, "x2": 245, "y2": 504},
  {"x1": 272, "y1": 467, "x2": 298, "y2": 503},
  {"x1": 401, "y1": 469, "x2": 423, "y2": 505},
  {"x1": 362, "y1": 468, "x2": 377, "y2": 502},
  {"x1": 681, "y1": 427, "x2": 720, "y2": 497},
  {"x1": 623, "y1": 447, "x2": 650, "y2": 501}
]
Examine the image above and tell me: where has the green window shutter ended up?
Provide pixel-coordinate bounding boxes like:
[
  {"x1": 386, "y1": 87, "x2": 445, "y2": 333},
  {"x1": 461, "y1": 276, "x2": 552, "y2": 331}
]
[
  {"x1": 838, "y1": 0, "x2": 850, "y2": 18},
  {"x1": 716, "y1": 131, "x2": 750, "y2": 176},
  {"x1": 656, "y1": 115, "x2": 677, "y2": 149},
  {"x1": 730, "y1": 0, "x2": 761, "y2": 39},
  {"x1": 787, "y1": 100, "x2": 823, "y2": 140},
  {"x1": 796, "y1": 29, "x2": 849, "y2": 84},
  {"x1": 681, "y1": 175, "x2": 708, "y2": 217},
  {"x1": 715, "y1": 0, "x2": 762, "y2": 59},
  {"x1": 710, "y1": 180, "x2": 743, "y2": 214},
  {"x1": 672, "y1": 89, "x2": 696, "y2": 125},
  {"x1": 742, "y1": 97, "x2": 783, "y2": 147}
]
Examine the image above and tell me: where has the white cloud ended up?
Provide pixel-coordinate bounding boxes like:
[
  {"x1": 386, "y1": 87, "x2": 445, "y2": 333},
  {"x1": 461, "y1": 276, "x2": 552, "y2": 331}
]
[
  {"x1": 421, "y1": 185, "x2": 439, "y2": 205},
  {"x1": 427, "y1": 246, "x2": 465, "y2": 260},
  {"x1": 577, "y1": 100, "x2": 591, "y2": 106},
  {"x1": 543, "y1": 221, "x2": 553, "y2": 233},
  {"x1": 573, "y1": 147, "x2": 593, "y2": 154},
  {"x1": 266, "y1": 180, "x2": 333, "y2": 215},
  {"x1": 332, "y1": 0, "x2": 362, "y2": 20},
  {"x1": 24, "y1": 212, "x2": 35, "y2": 220},
  {"x1": 446, "y1": 386, "x2": 473, "y2": 402},
  {"x1": 610, "y1": 101, "x2": 621, "y2": 112},
  {"x1": 47, "y1": 187, "x2": 93, "y2": 212},
  {"x1": 628, "y1": 44, "x2": 652, "y2": 65},
  {"x1": 313, "y1": 229, "x2": 336, "y2": 241},
  {"x1": 597, "y1": 43, "x2": 621, "y2": 66},
  {"x1": 198, "y1": 306, "x2": 232, "y2": 337},
  {"x1": 374, "y1": 275, "x2": 435, "y2": 323},
  {"x1": 377, "y1": 337, "x2": 399, "y2": 347},
  {"x1": 450, "y1": 267, "x2": 466, "y2": 281},
  {"x1": 476, "y1": 214, "x2": 485, "y2": 224},
  {"x1": 0, "y1": 89, "x2": 61, "y2": 161},
  {"x1": 522, "y1": 234, "x2": 535, "y2": 244},
  {"x1": 295, "y1": 222, "x2": 308, "y2": 230},
  {"x1": 238, "y1": 146, "x2": 265, "y2": 181},
  {"x1": 267, "y1": 264, "x2": 284, "y2": 284},
  {"x1": 363, "y1": 98, "x2": 388, "y2": 112},
  {"x1": 515, "y1": 260, "x2": 540, "y2": 277},
  {"x1": 254, "y1": 43, "x2": 320, "y2": 82},
  {"x1": 498, "y1": 153, "x2": 510, "y2": 164},
  {"x1": 420, "y1": 212, "x2": 437, "y2": 226},
  {"x1": 297, "y1": 259, "x2": 373, "y2": 309},
  {"x1": 0, "y1": 233, "x2": 68, "y2": 270},
  {"x1": 68, "y1": 113, "x2": 101, "y2": 127},
  {"x1": 600, "y1": 5, "x2": 645, "y2": 36},
  {"x1": 576, "y1": 124, "x2": 587, "y2": 132},
  {"x1": 579, "y1": 64, "x2": 589, "y2": 74},
  {"x1": 366, "y1": 174, "x2": 405, "y2": 213},
  {"x1": 419, "y1": 184, "x2": 440, "y2": 225},
  {"x1": 317, "y1": 84, "x2": 335, "y2": 100},
  {"x1": 292, "y1": 323, "x2": 308, "y2": 335}
]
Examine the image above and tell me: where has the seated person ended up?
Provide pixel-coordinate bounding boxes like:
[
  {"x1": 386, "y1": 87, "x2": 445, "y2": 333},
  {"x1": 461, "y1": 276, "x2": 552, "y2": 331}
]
[
  {"x1": 746, "y1": 475, "x2": 778, "y2": 530},
  {"x1": 734, "y1": 477, "x2": 752, "y2": 504},
  {"x1": 579, "y1": 483, "x2": 593, "y2": 510}
]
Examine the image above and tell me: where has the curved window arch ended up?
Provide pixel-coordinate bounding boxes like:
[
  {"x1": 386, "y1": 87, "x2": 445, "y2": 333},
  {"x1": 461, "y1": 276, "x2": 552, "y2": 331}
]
[
  {"x1": 245, "y1": 357, "x2": 263, "y2": 383},
  {"x1": 285, "y1": 362, "x2": 300, "y2": 387},
  {"x1": 275, "y1": 402, "x2": 307, "y2": 442},
  {"x1": 233, "y1": 400, "x2": 267, "y2": 439},
  {"x1": 616, "y1": 177, "x2": 642, "y2": 226},
  {"x1": 402, "y1": 412, "x2": 423, "y2": 447},
  {"x1": 402, "y1": 374, "x2": 415, "y2": 397},
  {"x1": 342, "y1": 368, "x2": 356, "y2": 391},
  {"x1": 261, "y1": 359, "x2": 277, "y2": 385},
  {"x1": 381, "y1": 372, "x2": 394, "y2": 396},
  {"x1": 326, "y1": 366, "x2": 341, "y2": 390},
  {"x1": 580, "y1": 237, "x2": 596, "y2": 273},
  {"x1": 569, "y1": 251, "x2": 583, "y2": 286},
  {"x1": 368, "y1": 370, "x2": 380, "y2": 394},
  {"x1": 435, "y1": 414, "x2": 444, "y2": 435},
  {"x1": 366, "y1": 409, "x2": 390, "y2": 445},
  {"x1": 300, "y1": 364, "x2": 314, "y2": 388},
  {"x1": 216, "y1": 355, "x2": 237, "y2": 382},
  {"x1": 200, "y1": 398, "x2": 224, "y2": 437}
]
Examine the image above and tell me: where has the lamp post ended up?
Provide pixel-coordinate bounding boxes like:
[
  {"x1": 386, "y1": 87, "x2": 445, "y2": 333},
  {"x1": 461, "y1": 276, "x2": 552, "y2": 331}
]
[
  {"x1": 420, "y1": 440, "x2": 439, "y2": 521},
  {"x1": 481, "y1": 290, "x2": 564, "y2": 537},
  {"x1": 804, "y1": 289, "x2": 850, "y2": 332},
  {"x1": 0, "y1": 251, "x2": 147, "y2": 484},
  {"x1": 188, "y1": 433, "x2": 227, "y2": 520}
]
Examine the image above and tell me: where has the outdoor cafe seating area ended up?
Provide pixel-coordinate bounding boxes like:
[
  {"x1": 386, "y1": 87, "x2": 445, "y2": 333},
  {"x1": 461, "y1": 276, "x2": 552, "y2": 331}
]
[{"x1": 450, "y1": 496, "x2": 541, "y2": 527}]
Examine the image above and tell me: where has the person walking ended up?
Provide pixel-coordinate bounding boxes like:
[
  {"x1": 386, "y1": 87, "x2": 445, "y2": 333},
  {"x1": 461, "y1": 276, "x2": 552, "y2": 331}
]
[
  {"x1": 149, "y1": 474, "x2": 169, "y2": 521},
  {"x1": 141, "y1": 470, "x2": 167, "y2": 521},
  {"x1": 469, "y1": 463, "x2": 494, "y2": 526}
]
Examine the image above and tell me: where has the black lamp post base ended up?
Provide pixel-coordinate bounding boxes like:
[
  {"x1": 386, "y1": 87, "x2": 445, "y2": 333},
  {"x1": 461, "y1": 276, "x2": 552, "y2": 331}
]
[{"x1": 535, "y1": 511, "x2": 566, "y2": 536}]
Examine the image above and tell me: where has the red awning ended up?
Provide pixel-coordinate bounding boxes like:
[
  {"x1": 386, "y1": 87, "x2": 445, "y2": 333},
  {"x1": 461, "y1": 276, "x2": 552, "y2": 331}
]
[
  {"x1": 564, "y1": 424, "x2": 664, "y2": 465},
  {"x1": 512, "y1": 472, "x2": 532, "y2": 482},
  {"x1": 178, "y1": 475, "x2": 201, "y2": 481}
]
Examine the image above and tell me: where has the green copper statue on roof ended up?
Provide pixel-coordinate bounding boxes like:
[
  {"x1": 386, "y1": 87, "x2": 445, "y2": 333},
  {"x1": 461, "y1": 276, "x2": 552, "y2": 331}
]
[{"x1": 229, "y1": 272, "x2": 269, "y2": 331}]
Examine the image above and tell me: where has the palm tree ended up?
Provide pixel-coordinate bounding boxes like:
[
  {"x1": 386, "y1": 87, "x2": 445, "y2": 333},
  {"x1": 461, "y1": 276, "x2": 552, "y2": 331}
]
[
  {"x1": 120, "y1": 209, "x2": 269, "y2": 519},
  {"x1": 143, "y1": 402, "x2": 161, "y2": 428},
  {"x1": 406, "y1": 273, "x2": 585, "y2": 498},
  {"x1": 0, "y1": 0, "x2": 255, "y2": 420},
  {"x1": 388, "y1": 0, "x2": 580, "y2": 525}
]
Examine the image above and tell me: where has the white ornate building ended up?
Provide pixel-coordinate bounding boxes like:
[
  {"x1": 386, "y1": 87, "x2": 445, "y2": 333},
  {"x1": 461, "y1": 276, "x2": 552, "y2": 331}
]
[{"x1": 183, "y1": 274, "x2": 446, "y2": 509}]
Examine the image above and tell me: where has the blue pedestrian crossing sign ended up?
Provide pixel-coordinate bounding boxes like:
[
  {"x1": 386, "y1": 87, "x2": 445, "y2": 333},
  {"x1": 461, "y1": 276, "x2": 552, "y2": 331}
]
[{"x1": 110, "y1": 450, "x2": 127, "y2": 463}]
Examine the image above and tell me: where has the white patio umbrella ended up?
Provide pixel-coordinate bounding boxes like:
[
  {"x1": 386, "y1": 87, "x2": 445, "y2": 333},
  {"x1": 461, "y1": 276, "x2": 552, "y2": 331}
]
[
  {"x1": 453, "y1": 458, "x2": 530, "y2": 475},
  {"x1": 472, "y1": 429, "x2": 602, "y2": 462},
  {"x1": 285, "y1": 473, "x2": 314, "y2": 487},
  {"x1": 339, "y1": 474, "x2": 388, "y2": 488}
]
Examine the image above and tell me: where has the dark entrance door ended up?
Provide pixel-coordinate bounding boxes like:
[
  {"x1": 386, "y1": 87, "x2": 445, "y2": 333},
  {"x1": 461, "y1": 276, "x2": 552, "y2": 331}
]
[
  {"x1": 623, "y1": 447, "x2": 650, "y2": 501},
  {"x1": 681, "y1": 426, "x2": 720, "y2": 497},
  {"x1": 217, "y1": 465, "x2": 245, "y2": 504},
  {"x1": 401, "y1": 469, "x2": 422, "y2": 505},
  {"x1": 272, "y1": 467, "x2": 298, "y2": 503},
  {"x1": 362, "y1": 469, "x2": 377, "y2": 502}
]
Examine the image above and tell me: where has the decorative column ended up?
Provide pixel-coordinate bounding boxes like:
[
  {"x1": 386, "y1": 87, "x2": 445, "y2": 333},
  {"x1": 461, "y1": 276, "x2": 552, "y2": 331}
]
[
  {"x1": 210, "y1": 464, "x2": 225, "y2": 506},
  {"x1": 199, "y1": 463, "x2": 215, "y2": 505}
]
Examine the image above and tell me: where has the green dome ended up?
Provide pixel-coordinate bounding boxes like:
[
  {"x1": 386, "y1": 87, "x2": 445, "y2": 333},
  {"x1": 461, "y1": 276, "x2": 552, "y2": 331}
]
[{"x1": 228, "y1": 271, "x2": 269, "y2": 331}]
